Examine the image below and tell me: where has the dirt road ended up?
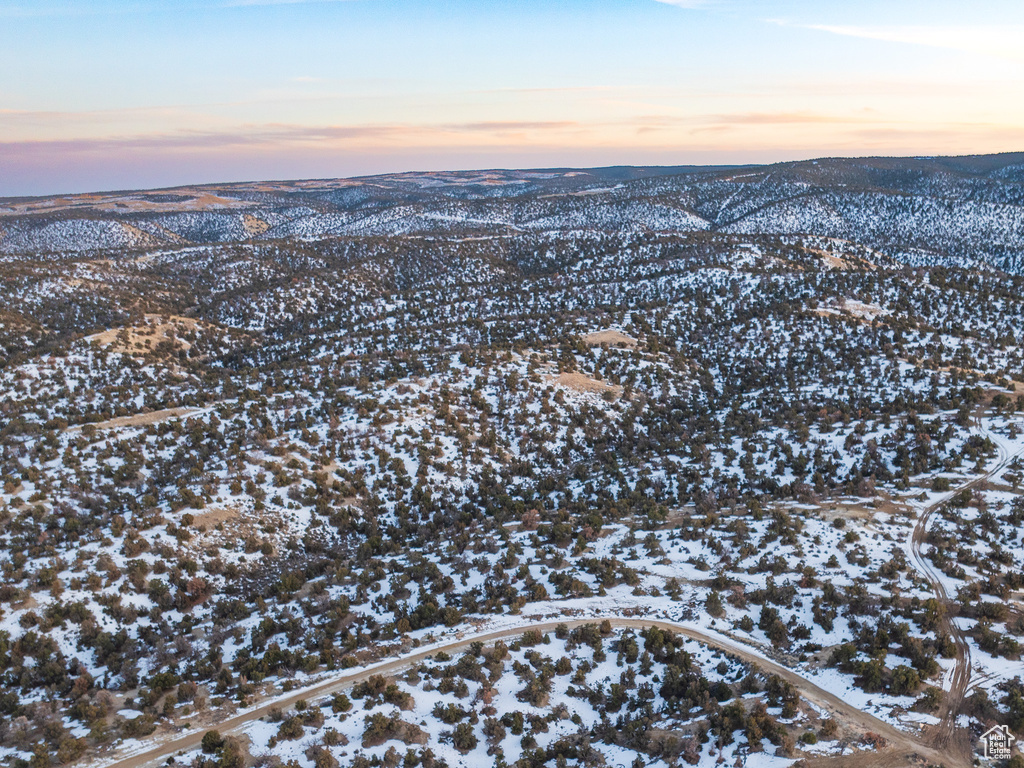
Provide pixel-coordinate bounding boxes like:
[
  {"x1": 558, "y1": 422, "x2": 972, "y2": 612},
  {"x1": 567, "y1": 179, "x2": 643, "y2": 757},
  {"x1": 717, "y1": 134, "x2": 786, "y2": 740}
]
[
  {"x1": 907, "y1": 432, "x2": 1023, "y2": 761},
  {"x1": 92, "y1": 617, "x2": 961, "y2": 768}
]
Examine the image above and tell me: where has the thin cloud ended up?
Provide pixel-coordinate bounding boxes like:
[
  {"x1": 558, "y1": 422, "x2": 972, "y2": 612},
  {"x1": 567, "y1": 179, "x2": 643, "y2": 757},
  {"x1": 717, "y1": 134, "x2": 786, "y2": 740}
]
[
  {"x1": 0, "y1": 120, "x2": 586, "y2": 156},
  {"x1": 777, "y1": 21, "x2": 1024, "y2": 62},
  {"x1": 0, "y1": 127, "x2": 395, "y2": 155},
  {"x1": 444, "y1": 121, "x2": 579, "y2": 133},
  {"x1": 632, "y1": 112, "x2": 880, "y2": 129},
  {"x1": 0, "y1": 106, "x2": 195, "y2": 123},
  {"x1": 709, "y1": 111, "x2": 876, "y2": 125}
]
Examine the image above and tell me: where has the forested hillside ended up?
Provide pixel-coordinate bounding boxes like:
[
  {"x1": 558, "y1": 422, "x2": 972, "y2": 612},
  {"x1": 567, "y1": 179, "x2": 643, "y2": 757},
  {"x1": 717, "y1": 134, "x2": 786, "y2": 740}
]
[{"x1": 2, "y1": 155, "x2": 1024, "y2": 768}]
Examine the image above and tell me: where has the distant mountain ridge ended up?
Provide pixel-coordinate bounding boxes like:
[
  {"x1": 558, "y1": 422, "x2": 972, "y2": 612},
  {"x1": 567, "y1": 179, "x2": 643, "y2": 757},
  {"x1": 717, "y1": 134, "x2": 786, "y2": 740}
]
[{"x1": 3, "y1": 151, "x2": 1024, "y2": 271}]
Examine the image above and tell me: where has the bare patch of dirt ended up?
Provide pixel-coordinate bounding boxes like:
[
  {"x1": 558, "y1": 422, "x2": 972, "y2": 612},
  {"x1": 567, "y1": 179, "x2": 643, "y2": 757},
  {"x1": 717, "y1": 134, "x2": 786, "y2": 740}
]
[
  {"x1": 190, "y1": 506, "x2": 242, "y2": 530},
  {"x1": 242, "y1": 214, "x2": 270, "y2": 236},
  {"x1": 806, "y1": 493, "x2": 912, "y2": 529},
  {"x1": 868, "y1": 493, "x2": 914, "y2": 517},
  {"x1": 822, "y1": 254, "x2": 853, "y2": 270},
  {"x1": 546, "y1": 372, "x2": 622, "y2": 396},
  {"x1": 118, "y1": 222, "x2": 162, "y2": 246},
  {"x1": 805, "y1": 248, "x2": 879, "y2": 271},
  {"x1": 88, "y1": 314, "x2": 205, "y2": 356},
  {"x1": 69, "y1": 407, "x2": 202, "y2": 432},
  {"x1": 314, "y1": 460, "x2": 340, "y2": 478},
  {"x1": 796, "y1": 239, "x2": 879, "y2": 271},
  {"x1": 806, "y1": 248, "x2": 855, "y2": 270},
  {"x1": 805, "y1": 643, "x2": 844, "y2": 669},
  {"x1": 186, "y1": 504, "x2": 284, "y2": 557},
  {"x1": 340, "y1": 495, "x2": 364, "y2": 511},
  {"x1": 582, "y1": 329, "x2": 637, "y2": 347},
  {"x1": 820, "y1": 503, "x2": 876, "y2": 523},
  {"x1": 0, "y1": 189, "x2": 250, "y2": 217}
]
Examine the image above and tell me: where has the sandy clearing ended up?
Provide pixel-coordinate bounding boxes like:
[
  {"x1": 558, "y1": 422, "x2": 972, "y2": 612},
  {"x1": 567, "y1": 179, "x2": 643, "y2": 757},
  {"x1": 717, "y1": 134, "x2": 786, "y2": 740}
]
[
  {"x1": 87, "y1": 314, "x2": 206, "y2": 355},
  {"x1": 119, "y1": 223, "x2": 161, "y2": 246},
  {"x1": 817, "y1": 503, "x2": 876, "y2": 524},
  {"x1": 0, "y1": 190, "x2": 250, "y2": 217},
  {"x1": 797, "y1": 238, "x2": 881, "y2": 271},
  {"x1": 804, "y1": 247, "x2": 873, "y2": 271},
  {"x1": 242, "y1": 214, "x2": 270, "y2": 236},
  {"x1": 87, "y1": 192, "x2": 248, "y2": 214},
  {"x1": 187, "y1": 505, "x2": 281, "y2": 556},
  {"x1": 67, "y1": 407, "x2": 202, "y2": 432},
  {"x1": 817, "y1": 252, "x2": 853, "y2": 270},
  {"x1": 190, "y1": 506, "x2": 242, "y2": 530},
  {"x1": 803, "y1": 491, "x2": 911, "y2": 525},
  {"x1": 545, "y1": 371, "x2": 622, "y2": 396},
  {"x1": 313, "y1": 460, "x2": 340, "y2": 477},
  {"x1": 582, "y1": 329, "x2": 637, "y2": 347}
]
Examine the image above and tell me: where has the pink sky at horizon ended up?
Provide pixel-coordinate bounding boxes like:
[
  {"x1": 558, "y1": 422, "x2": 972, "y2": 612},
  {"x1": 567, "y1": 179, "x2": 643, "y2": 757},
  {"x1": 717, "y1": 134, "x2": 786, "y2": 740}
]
[{"x1": 2, "y1": 0, "x2": 1023, "y2": 196}]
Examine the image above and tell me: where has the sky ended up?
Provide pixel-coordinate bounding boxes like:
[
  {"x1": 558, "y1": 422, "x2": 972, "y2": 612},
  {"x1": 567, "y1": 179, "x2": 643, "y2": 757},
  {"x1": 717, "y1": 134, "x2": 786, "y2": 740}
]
[{"x1": 1, "y1": 0, "x2": 1023, "y2": 196}]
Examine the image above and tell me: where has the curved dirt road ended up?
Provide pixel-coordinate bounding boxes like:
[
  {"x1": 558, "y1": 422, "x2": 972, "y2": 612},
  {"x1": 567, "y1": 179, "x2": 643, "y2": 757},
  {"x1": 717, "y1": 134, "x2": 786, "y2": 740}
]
[
  {"x1": 910, "y1": 499, "x2": 973, "y2": 757},
  {"x1": 93, "y1": 617, "x2": 960, "y2": 768},
  {"x1": 908, "y1": 433, "x2": 1022, "y2": 760}
]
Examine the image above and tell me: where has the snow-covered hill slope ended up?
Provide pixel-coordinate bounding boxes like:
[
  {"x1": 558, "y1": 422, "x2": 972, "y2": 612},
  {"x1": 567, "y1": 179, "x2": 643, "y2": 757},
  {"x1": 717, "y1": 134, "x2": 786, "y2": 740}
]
[{"x1": 4, "y1": 152, "x2": 1024, "y2": 271}]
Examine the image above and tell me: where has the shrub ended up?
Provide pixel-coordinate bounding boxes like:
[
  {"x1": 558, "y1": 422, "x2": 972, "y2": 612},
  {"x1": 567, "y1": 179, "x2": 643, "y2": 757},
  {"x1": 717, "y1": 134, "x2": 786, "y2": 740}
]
[
  {"x1": 201, "y1": 729, "x2": 223, "y2": 754},
  {"x1": 705, "y1": 591, "x2": 725, "y2": 618},
  {"x1": 449, "y1": 722, "x2": 478, "y2": 753},
  {"x1": 277, "y1": 717, "x2": 304, "y2": 741}
]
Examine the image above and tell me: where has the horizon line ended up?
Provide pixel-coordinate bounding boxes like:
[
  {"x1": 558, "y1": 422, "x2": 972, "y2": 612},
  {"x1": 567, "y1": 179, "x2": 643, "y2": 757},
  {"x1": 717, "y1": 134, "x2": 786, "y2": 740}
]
[{"x1": 3, "y1": 149, "x2": 1024, "y2": 202}]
